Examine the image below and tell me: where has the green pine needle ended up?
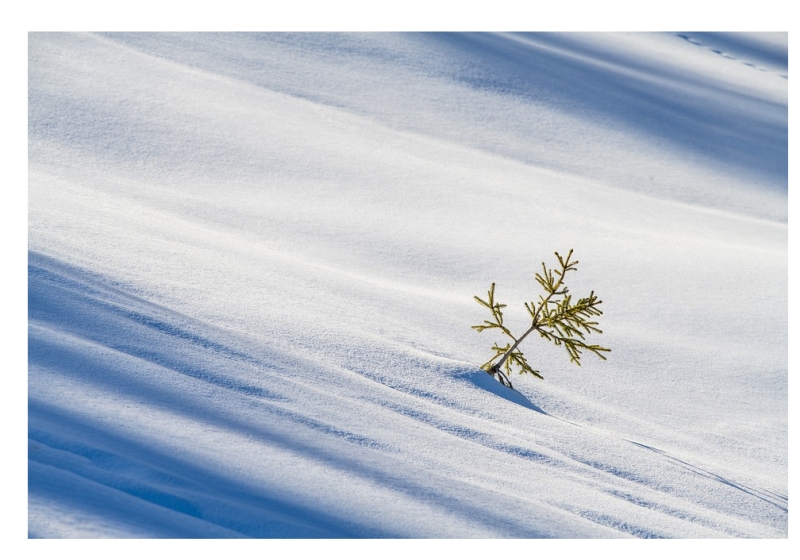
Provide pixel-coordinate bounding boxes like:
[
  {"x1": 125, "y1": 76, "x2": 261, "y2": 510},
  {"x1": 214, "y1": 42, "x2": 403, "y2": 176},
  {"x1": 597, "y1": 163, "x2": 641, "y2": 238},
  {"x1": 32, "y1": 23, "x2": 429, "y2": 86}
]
[{"x1": 471, "y1": 249, "x2": 610, "y2": 389}]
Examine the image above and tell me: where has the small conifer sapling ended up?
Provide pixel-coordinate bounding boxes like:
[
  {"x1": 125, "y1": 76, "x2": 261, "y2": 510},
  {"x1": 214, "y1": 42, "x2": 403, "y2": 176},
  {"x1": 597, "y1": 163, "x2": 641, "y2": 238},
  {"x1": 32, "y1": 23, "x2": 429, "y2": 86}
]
[{"x1": 472, "y1": 249, "x2": 609, "y2": 389}]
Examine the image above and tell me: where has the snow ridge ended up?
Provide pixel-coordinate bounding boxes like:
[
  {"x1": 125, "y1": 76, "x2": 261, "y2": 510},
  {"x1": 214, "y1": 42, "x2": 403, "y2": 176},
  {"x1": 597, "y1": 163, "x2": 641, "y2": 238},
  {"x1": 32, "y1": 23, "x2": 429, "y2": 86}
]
[{"x1": 28, "y1": 32, "x2": 787, "y2": 538}]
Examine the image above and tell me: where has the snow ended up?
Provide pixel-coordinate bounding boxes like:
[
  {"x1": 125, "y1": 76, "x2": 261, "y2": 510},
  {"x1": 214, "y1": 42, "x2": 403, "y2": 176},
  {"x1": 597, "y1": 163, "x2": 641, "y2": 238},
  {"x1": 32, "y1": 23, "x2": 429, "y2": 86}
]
[{"x1": 27, "y1": 31, "x2": 787, "y2": 540}]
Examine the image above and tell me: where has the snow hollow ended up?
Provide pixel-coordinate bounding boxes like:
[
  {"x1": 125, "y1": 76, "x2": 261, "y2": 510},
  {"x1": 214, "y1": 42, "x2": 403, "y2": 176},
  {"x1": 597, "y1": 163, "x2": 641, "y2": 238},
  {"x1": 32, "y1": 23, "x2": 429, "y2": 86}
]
[{"x1": 28, "y1": 32, "x2": 787, "y2": 538}]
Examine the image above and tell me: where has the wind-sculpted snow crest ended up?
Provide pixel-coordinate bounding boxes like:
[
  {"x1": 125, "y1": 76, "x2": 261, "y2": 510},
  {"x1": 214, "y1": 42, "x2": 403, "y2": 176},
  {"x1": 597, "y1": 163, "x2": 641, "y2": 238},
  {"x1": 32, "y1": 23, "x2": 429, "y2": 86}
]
[{"x1": 28, "y1": 252, "x2": 786, "y2": 538}]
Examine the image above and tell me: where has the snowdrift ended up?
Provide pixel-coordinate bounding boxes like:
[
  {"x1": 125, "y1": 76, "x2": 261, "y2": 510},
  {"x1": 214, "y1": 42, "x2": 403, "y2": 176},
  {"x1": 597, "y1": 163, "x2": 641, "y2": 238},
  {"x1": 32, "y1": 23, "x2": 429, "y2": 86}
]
[{"x1": 28, "y1": 32, "x2": 787, "y2": 538}]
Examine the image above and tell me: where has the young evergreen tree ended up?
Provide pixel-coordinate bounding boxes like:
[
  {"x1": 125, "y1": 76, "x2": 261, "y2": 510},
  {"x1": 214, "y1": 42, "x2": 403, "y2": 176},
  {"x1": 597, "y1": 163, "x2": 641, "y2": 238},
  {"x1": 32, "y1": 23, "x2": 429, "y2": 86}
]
[{"x1": 472, "y1": 249, "x2": 609, "y2": 389}]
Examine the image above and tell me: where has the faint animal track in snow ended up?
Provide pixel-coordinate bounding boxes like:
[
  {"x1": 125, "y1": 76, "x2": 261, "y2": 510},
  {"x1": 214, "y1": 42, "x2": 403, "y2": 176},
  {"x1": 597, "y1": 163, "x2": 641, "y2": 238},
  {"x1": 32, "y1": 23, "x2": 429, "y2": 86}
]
[{"x1": 676, "y1": 33, "x2": 788, "y2": 80}]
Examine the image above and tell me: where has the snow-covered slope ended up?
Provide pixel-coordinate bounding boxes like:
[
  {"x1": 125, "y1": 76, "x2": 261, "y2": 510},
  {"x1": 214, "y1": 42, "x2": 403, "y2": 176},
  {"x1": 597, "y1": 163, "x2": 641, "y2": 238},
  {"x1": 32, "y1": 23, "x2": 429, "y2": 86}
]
[{"x1": 28, "y1": 32, "x2": 787, "y2": 538}]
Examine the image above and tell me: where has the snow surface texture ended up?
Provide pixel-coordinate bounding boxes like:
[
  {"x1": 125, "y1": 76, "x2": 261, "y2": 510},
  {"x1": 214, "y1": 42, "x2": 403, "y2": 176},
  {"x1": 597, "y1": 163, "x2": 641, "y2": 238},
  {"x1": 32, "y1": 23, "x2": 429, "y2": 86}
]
[{"x1": 28, "y1": 32, "x2": 787, "y2": 538}]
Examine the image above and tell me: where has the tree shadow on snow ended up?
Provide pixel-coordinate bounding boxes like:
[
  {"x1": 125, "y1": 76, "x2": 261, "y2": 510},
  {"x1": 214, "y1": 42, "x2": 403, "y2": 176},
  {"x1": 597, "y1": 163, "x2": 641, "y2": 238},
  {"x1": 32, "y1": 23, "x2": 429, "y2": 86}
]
[{"x1": 451, "y1": 368, "x2": 546, "y2": 414}]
